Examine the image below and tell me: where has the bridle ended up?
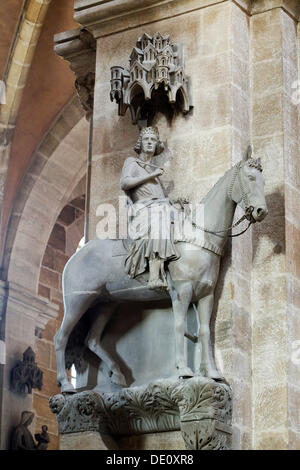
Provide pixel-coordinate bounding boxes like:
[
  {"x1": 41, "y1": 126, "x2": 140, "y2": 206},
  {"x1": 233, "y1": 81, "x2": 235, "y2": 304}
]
[{"x1": 191, "y1": 161, "x2": 256, "y2": 238}]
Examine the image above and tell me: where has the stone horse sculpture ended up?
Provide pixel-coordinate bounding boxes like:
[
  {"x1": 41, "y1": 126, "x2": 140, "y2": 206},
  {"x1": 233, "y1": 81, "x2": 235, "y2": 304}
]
[{"x1": 54, "y1": 147, "x2": 267, "y2": 393}]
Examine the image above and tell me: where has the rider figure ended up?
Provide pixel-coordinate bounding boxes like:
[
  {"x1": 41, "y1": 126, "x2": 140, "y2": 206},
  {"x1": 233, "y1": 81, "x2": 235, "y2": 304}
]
[{"x1": 120, "y1": 127, "x2": 179, "y2": 290}]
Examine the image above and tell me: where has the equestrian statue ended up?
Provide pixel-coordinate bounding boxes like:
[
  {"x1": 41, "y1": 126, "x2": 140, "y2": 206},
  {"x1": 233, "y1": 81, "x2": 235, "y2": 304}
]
[{"x1": 54, "y1": 126, "x2": 268, "y2": 393}]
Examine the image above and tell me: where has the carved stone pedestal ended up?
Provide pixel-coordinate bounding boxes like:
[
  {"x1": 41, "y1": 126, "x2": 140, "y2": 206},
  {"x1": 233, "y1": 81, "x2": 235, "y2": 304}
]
[{"x1": 50, "y1": 376, "x2": 232, "y2": 450}]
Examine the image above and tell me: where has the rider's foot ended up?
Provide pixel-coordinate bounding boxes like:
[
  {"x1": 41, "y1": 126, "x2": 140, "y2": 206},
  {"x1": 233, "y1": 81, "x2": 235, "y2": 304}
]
[{"x1": 148, "y1": 279, "x2": 169, "y2": 291}]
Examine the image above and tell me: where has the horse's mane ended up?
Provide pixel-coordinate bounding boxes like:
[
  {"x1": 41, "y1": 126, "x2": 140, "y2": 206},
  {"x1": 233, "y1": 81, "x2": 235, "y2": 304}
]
[{"x1": 200, "y1": 158, "x2": 263, "y2": 205}]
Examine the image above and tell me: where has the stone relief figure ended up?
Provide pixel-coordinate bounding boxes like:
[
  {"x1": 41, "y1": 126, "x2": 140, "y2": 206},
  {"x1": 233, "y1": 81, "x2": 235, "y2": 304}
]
[
  {"x1": 10, "y1": 411, "x2": 49, "y2": 450},
  {"x1": 120, "y1": 126, "x2": 179, "y2": 290},
  {"x1": 54, "y1": 138, "x2": 268, "y2": 393},
  {"x1": 34, "y1": 425, "x2": 50, "y2": 450},
  {"x1": 10, "y1": 347, "x2": 43, "y2": 394}
]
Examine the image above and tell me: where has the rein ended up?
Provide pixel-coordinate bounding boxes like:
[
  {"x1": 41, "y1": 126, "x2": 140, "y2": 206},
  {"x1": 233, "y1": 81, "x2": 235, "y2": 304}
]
[
  {"x1": 138, "y1": 158, "x2": 255, "y2": 238},
  {"x1": 191, "y1": 211, "x2": 253, "y2": 238}
]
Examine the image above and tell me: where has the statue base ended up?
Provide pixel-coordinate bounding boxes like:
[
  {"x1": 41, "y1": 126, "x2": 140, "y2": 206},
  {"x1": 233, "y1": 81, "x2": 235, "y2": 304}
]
[
  {"x1": 49, "y1": 376, "x2": 232, "y2": 450},
  {"x1": 59, "y1": 430, "x2": 186, "y2": 450}
]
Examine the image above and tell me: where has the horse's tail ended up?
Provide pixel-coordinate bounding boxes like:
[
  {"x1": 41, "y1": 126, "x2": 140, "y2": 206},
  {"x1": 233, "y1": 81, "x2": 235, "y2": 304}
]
[{"x1": 61, "y1": 241, "x2": 100, "y2": 373}]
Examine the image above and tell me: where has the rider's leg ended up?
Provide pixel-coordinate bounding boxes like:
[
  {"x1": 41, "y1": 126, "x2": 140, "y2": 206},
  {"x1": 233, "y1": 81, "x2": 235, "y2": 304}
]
[
  {"x1": 148, "y1": 254, "x2": 168, "y2": 289},
  {"x1": 159, "y1": 260, "x2": 169, "y2": 288}
]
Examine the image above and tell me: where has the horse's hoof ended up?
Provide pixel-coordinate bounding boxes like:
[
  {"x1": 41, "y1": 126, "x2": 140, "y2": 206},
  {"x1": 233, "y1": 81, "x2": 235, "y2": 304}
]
[
  {"x1": 110, "y1": 371, "x2": 127, "y2": 388},
  {"x1": 61, "y1": 382, "x2": 76, "y2": 393},
  {"x1": 177, "y1": 366, "x2": 194, "y2": 379}
]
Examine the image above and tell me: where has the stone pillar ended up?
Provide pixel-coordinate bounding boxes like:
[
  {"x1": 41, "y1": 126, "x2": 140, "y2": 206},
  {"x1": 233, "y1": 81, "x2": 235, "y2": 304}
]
[
  {"x1": 250, "y1": 3, "x2": 300, "y2": 449},
  {"x1": 0, "y1": 281, "x2": 58, "y2": 449},
  {"x1": 229, "y1": 2, "x2": 252, "y2": 450},
  {"x1": 87, "y1": 0, "x2": 242, "y2": 396}
]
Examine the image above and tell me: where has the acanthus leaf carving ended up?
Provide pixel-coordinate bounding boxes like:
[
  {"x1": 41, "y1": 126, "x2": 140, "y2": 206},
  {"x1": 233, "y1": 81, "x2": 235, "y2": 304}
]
[{"x1": 50, "y1": 376, "x2": 232, "y2": 450}]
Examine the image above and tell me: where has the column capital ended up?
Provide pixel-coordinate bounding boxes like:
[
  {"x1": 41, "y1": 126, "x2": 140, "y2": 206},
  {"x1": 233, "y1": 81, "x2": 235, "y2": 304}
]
[
  {"x1": 73, "y1": 0, "x2": 227, "y2": 38},
  {"x1": 251, "y1": 0, "x2": 299, "y2": 20},
  {"x1": 54, "y1": 29, "x2": 96, "y2": 119},
  {"x1": 72, "y1": 0, "x2": 299, "y2": 39}
]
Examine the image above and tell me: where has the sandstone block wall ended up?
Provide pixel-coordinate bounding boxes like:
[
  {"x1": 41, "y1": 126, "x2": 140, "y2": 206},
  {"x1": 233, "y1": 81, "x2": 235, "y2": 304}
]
[
  {"x1": 83, "y1": 0, "x2": 299, "y2": 450},
  {"x1": 33, "y1": 196, "x2": 85, "y2": 450}
]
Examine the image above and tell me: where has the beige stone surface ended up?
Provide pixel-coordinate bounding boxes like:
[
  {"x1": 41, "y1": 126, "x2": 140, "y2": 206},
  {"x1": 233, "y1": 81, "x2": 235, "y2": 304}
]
[
  {"x1": 87, "y1": 0, "x2": 228, "y2": 39},
  {"x1": 289, "y1": 429, "x2": 300, "y2": 449},
  {"x1": 254, "y1": 384, "x2": 288, "y2": 432},
  {"x1": 252, "y1": 59, "x2": 283, "y2": 97},
  {"x1": 60, "y1": 431, "x2": 117, "y2": 450},
  {"x1": 251, "y1": 0, "x2": 300, "y2": 20},
  {"x1": 255, "y1": 430, "x2": 288, "y2": 450},
  {"x1": 250, "y1": 4, "x2": 300, "y2": 450},
  {"x1": 251, "y1": 9, "x2": 282, "y2": 63},
  {"x1": 71, "y1": 0, "x2": 300, "y2": 452},
  {"x1": 232, "y1": 379, "x2": 252, "y2": 429},
  {"x1": 35, "y1": 340, "x2": 51, "y2": 369},
  {"x1": 117, "y1": 431, "x2": 185, "y2": 450}
]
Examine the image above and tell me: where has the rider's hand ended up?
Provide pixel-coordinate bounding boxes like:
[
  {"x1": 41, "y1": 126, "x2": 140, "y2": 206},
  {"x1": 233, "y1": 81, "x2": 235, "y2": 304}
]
[{"x1": 152, "y1": 168, "x2": 164, "y2": 178}]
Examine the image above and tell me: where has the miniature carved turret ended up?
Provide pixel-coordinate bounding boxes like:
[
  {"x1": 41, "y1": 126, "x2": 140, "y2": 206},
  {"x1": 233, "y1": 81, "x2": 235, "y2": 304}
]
[{"x1": 110, "y1": 32, "x2": 192, "y2": 124}]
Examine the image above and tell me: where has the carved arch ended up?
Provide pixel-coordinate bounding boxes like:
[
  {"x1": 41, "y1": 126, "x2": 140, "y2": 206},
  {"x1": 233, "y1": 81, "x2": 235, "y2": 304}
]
[
  {"x1": 128, "y1": 81, "x2": 149, "y2": 103},
  {"x1": 2, "y1": 96, "x2": 88, "y2": 294}
]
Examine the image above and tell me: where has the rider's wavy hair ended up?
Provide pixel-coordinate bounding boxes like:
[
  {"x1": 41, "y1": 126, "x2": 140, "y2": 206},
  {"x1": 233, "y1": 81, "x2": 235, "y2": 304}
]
[{"x1": 134, "y1": 126, "x2": 165, "y2": 156}]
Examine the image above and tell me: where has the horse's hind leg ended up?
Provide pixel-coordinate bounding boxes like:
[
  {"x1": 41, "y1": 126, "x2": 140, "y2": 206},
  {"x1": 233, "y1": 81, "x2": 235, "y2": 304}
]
[
  {"x1": 54, "y1": 324, "x2": 75, "y2": 393},
  {"x1": 85, "y1": 304, "x2": 127, "y2": 387},
  {"x1": 54, "y1": 292, "x2": 98, "y2": 392}
]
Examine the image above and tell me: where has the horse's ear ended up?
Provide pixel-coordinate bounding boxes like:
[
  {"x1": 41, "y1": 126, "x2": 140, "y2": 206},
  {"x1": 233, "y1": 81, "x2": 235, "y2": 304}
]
[{"x1": 243, "y1": 145, "x2": 252, "y2": 161}]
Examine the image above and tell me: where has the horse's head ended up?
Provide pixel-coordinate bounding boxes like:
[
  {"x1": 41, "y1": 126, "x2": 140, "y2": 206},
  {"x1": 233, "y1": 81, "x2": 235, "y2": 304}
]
[{"x1": 230, "y1": 146, "x2": 268, "y2": 222}]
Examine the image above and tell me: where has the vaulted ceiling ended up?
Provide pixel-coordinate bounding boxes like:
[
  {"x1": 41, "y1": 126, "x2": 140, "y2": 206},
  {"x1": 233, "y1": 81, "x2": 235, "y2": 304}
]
[{"x1": 0, "y1": 0, "x2": 78, "y2": 252}]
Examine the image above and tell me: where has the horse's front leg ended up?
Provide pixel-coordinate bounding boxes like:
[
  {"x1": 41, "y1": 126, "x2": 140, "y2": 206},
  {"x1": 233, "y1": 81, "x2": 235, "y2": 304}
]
[
  {"x1": 169, "y1": 280, "x2": 194, "y2": 377},
  {"x1": 197, "y1": 293, "x2": 223, "y2": 380}
]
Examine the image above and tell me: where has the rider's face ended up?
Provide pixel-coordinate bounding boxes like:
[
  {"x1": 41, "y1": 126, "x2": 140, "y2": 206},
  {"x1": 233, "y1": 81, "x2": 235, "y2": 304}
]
[{"x1": 141, "y1": 134, "x2": 157, "y2": 156}]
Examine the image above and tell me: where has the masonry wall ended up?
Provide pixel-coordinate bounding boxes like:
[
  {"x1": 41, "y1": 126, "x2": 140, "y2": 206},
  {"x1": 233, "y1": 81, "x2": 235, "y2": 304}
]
[
  {"x1": 84, "y1": 0, "x2": 299, "y2": 449},
  {"x1": 249, "y1": 7, "x2": 300, "y2": 449},
  {"x1": 33, "y1": 196, "x2": 85, "y2": 450},
  {"x1": 88, "y1": 0, "x2": 250, "y2": 448}
]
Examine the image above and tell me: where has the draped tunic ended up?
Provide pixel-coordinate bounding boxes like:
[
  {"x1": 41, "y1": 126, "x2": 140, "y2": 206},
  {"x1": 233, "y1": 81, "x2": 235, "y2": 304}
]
[{"x1": 120, "y1": 157, "x2": 179, "y2": 278}]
